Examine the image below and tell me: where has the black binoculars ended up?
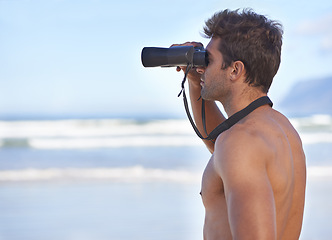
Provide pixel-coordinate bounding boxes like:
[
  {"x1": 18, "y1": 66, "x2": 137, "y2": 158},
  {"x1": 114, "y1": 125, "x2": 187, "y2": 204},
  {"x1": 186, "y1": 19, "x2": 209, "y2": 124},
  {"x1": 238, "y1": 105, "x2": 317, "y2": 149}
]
[{"x1": 141, "y1": 46, "x2": 207, "y2": 68}]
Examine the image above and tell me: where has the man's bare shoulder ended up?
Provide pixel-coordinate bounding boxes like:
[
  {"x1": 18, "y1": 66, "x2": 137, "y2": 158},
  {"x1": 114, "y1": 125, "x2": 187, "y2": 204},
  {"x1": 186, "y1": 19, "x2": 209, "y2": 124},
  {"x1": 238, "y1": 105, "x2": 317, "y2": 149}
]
[
  {"x1": 213, "y1": 107, "x2": 304, "y2": 179},
  {"x1": 218, "y1": 108, "x2": 302, "y2": 149},
  {"x1": 215, "y1": 113, "x2": 274, "y2": 157},
  {"x1": 213, "y1": 108, "x2": 293, "y2": 173},
  {"x1": 213, "y1": 121, "x2": 273, "y2": 178}
]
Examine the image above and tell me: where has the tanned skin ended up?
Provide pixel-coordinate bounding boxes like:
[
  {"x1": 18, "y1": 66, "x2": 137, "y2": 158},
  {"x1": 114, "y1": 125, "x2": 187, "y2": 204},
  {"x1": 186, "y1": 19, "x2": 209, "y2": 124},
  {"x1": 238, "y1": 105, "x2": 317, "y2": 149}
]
[{"x1": 173, "y1": 38, "x2": 306, "y2": 240}]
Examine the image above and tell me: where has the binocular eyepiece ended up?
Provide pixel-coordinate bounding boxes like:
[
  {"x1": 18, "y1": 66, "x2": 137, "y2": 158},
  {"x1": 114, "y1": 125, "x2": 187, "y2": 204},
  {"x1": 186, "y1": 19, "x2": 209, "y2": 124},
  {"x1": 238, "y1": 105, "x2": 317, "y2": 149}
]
[{"x1": 141, "y1": 46, "x2": 207, "y2": 68}]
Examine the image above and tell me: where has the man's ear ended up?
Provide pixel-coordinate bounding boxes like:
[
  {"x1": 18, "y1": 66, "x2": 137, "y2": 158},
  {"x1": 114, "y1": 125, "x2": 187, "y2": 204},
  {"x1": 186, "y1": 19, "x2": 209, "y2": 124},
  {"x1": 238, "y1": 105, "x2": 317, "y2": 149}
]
[{"x1": 230, "y1": 61, "x2": 245, "y2": 81}]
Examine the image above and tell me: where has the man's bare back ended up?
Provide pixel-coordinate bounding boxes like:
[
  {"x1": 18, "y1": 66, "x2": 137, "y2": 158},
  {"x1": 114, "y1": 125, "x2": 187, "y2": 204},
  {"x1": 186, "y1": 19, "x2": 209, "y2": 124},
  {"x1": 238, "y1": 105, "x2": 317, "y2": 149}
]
[{"x1": 200, "y1": 106, "x2": 306, "y2": 240}]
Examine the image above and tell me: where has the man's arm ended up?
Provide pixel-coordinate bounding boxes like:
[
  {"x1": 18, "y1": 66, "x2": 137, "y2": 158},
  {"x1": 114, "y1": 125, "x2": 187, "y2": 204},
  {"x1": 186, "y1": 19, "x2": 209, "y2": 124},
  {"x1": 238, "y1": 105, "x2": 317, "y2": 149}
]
[
  {"x1": 214, "y1": 130, "x2": 277, "y2": 239},
  {"x1": 173, "y1": 42, "x2": 226, "y2": 153}
]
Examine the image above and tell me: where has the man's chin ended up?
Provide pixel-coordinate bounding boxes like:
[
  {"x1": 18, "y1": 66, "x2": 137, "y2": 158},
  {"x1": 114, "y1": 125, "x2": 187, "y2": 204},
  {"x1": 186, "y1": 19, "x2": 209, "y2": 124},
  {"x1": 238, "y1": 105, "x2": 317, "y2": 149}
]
[
  {"x1": 201, "y1": 90, "x2": 219, "y2": 102},
  {"x1": 201, "y1": 91, "x2": 212, "y2": 101}
]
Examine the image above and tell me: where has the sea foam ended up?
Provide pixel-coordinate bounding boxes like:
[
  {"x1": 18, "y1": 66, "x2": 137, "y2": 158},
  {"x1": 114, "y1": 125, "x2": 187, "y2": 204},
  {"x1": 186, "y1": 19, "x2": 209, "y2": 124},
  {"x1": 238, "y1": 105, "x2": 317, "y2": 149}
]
[
  {"x1": 1, "y1": 116, "x2": 332, "y2": 149},
  {"x1": 0, "y1": 166, "x2": 202, "y2": 183},
  {"x1": 0, "y1": 166, "x2": 330, "y2": 183}
]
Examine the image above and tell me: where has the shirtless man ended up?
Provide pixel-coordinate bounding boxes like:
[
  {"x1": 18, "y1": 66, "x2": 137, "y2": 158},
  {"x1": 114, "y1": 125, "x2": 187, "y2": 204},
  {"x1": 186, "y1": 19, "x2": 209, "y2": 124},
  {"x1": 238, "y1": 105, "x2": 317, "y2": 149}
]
[{"x1": 173, "y1": 9, "x2": 306, "y2": 239}]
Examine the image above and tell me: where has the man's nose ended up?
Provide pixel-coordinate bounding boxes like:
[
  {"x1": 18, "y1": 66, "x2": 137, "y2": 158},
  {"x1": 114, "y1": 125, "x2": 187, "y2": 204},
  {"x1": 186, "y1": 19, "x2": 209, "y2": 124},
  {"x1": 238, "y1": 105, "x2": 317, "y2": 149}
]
[{"x1": 196, "y1": 67, "x2": 205, "y2": 74}]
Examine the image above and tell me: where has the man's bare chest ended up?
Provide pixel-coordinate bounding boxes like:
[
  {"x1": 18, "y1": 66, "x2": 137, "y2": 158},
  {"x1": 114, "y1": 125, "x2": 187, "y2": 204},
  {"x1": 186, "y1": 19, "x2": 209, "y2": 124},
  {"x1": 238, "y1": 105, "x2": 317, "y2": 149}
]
[{"x1": 201, "y1": 155, "x2": 225, "y2": 207}]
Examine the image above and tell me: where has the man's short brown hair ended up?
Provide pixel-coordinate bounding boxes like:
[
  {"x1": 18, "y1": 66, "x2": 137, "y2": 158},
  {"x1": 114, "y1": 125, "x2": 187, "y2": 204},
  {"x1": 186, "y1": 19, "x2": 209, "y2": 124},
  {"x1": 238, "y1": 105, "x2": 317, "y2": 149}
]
[{"x1": 203, "y1": 9, "x2": 283, "y2": 93}]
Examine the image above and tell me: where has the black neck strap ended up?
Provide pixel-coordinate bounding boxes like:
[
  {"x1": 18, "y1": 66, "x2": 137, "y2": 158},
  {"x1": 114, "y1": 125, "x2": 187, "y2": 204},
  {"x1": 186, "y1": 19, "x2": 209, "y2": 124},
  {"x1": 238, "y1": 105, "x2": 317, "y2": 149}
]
[
  {"x1": 178, "y1": 64, "x2": 273, "y2": 141},
  {"x1": 181, "y1": 89, "x2": 273, "y2": 141}
]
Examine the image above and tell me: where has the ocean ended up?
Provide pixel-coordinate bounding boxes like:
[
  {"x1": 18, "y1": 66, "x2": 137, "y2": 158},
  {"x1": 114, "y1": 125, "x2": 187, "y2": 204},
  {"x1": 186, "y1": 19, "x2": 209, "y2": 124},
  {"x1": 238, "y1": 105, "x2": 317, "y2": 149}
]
[{"x1": 0, "y1": 116, "x2": 332, "y2": 240}]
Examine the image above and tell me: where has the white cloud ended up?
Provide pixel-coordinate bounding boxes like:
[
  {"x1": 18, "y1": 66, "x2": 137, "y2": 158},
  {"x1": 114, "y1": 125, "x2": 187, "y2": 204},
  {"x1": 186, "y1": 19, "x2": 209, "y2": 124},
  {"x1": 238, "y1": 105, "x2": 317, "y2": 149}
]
[
  {"x1": 322, "y1": 36, "x2": 332, "y2": 50},
  {"x1": 297, "y1": 13, "x2": 332, "y2": 35},
  {"x1": 296, "y1": 13, "x2": 332, "y2": 51}
]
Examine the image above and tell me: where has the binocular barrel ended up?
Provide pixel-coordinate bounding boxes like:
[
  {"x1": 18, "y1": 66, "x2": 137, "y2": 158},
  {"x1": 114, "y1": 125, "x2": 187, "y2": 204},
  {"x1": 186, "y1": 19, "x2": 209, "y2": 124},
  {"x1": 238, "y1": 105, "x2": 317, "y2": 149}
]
[{"x1": 141, "y1": 46, "x2": 206, "y2": 68}]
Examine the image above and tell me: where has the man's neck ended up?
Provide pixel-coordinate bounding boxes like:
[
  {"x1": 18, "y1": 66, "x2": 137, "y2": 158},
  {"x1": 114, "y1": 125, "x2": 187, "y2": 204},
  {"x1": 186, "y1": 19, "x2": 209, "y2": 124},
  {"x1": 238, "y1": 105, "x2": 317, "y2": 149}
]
[{"x1": 222, "y1": 90, "x2": 267, "y2": 117}]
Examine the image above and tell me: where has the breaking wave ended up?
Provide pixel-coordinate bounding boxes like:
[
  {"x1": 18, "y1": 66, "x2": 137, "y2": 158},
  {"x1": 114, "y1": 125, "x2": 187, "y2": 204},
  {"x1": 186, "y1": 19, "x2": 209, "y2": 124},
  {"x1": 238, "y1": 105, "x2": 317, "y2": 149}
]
[
  {"x1": 1, "y1": 115, "x2": 332, "y2": 149},
  {"x1": 0, "y1": 166, "x2": 202, "y2": 183},
  {"x1": 0, "y1": 166, "x2": 330, "y2": 183}
]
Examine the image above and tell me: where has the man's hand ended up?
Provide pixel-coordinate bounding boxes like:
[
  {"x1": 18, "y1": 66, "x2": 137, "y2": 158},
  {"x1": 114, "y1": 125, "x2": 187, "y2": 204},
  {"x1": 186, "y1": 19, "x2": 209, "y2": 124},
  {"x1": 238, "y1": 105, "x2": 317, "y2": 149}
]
[{"x1": 170, "y1": 42, "x2": 204, "y2": 86}]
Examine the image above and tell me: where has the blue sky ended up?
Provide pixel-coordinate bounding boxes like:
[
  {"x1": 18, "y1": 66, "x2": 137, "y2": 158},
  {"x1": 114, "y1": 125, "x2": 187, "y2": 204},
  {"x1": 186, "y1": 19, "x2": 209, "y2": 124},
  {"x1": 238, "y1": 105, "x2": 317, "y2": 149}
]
[{"x1": 1, "y1": 0, "x2": 332, "y2": 119}]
